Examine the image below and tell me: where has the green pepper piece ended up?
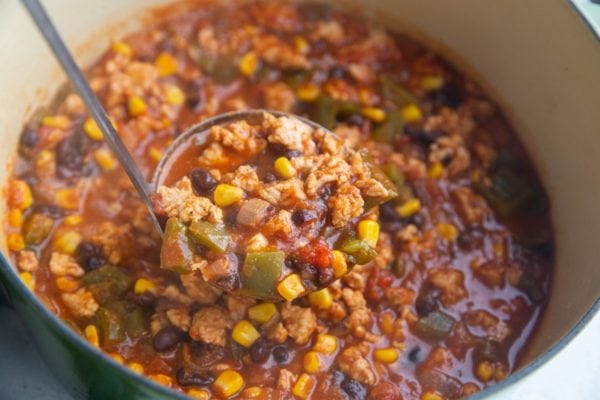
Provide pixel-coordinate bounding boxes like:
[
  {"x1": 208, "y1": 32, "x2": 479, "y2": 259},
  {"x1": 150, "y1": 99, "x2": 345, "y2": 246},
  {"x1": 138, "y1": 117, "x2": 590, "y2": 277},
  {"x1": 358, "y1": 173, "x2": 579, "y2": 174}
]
[
  {"x1": 414, "y1": 311, "x2": 455, "y2": 341},
  {"x1": 123, "y1": 307, "x2": 147, "y2": 338},
  {"x1": 360, "y1": 150, "x2": 399, "y2": 209},
  {"x1": 336, "y1": 100, "x2": 360, "y2": 119},
  {"x1": 338, "y1": 238, "x2": 377, "y2": 265},
  {"x1": 380, "y1": 74, "x2": 418, "y2": 106},
  {"x1": 195, "y1": 48, "x2": 237, "y2": 85},
  {"x1": 372, "y1": 110, "x2": 405, "y2": 143},
  {"x1": 188, "y1": 221, "x2": 230, "y2": 253},
  {"x1": 81, "y1": 265, "x2": 133, "y2": 304},
  {"x1": 160, "y1": 218, "x2": 194, "y2": 273},
  {"x1": 381, "y1": 162, "x2": 405, "y2": 188},
  {"x1": 477, "y1": 167, "x2": 534, "y2": 218},
  {"x1": 240, "y1": 251, "x2": 284, "y2": 299},
  {"x1": 312, "y1": 95, "x2": 339, "y2": 130},
  {"x1": 22, "y1": 212, "x2": 54, "y2": 245},
  {"x1": 96, "y1": 307, "x2": 124, "y2": 346}
]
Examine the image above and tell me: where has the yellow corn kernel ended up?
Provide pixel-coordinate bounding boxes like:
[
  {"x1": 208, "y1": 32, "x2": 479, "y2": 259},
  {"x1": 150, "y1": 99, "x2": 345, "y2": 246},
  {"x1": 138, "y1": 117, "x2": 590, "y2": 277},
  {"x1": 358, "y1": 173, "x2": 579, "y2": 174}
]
[
  {"x1": 128, "y1": 95, "x2": 147, "y2": 117},
  {"x1": 357, "y1": 219, "x2": 380, "y2": 248},
  {"x1": 476, "y1": 361, "x2": 493, "y2": 382},
  {"x1": 471, "y1": 169, "x2": 482, "y2": 183},
  {"x1": 436, "y1": 223, "x2": 458, "y2": 241},
  {"x1": 8, "y1": 233, "x2": 25, "y2": 252},
  {"x1": 277, "y1": 274, "x2": 306, "y2": 301},
  {"x1": 331, "y1": 250, "x2": 347, "y2": 278},
  {"x1": 361, "y1": 107, "x2": 387, "y2": 123},
  {"x1": 303, "y1": 351, "x2": 322, "y2": 373},
  {"x1": 493, "y1": 242, "x2": 506, "y2": 259},
  {"x1": 8, "y1": 209, "x2": 23, "y2": 228},
  {"x1": 150, "y1": 373, "x2": 173, "y2": 387},
  {"x1": 373, "y1": 348, "x2": 399, "y2": 363},
  {"x1": 421, "y1": 392, "x2": 444, "y2": 400},
  {"x1": 292, "y1": 374, "x2": 316, "y2": 400},
  {"x1": 111, "y1": 353, "x2": 124, "y2": 364},
  {"x1": 494, "y1": 362, "x2": 508, "y2": 381},
  {"x1": 83, "y1": 117, "x2": 103, "y2": 141},
  {"x1": 313, "y1": 333, "x2": 337, "y2": 355},
  {"x1": 296, "y1": 84, "x2": 320, "y2": 102},
  {"x1": 308, "y1": 288, "x2": 333, "y2": 310},
  {"x1": 128, "y1": 362, "x2": 144, "y2": 374},
  {"x1": 274, "y1": 157, "x2": 296, "y2": 179},
  {"x1": 36, "y1": 150, "x2": 53, "y2": 171},
  {"x1": 155, "y1": 52, "x2": 178, "y2": 77},
  {"x1": 63, "y1": 215, "x2": 82, "y2": 226},
  {"x1": 147, "y1": 146, "x2": 163, "y2": 163},
  {"x1": 395, "y1": 198, "x2": 421, "y2": 218},
  {"x1": 165, "y1": 84, "x2": 186, "y2": 106},
  {"x1": 19, "y1": 271, "x2": 34, "y2": 290},
  {"x1": 55, "y1": 188, "x2": 80, "y2": 211},
  {"x1": 161, "y1": 117, "x2": 172, "y2": 128},
  {"x1": 187, "y1": 388, "x2": 210, "y2": 400},
  {"x1": 248, "y1": 302, "x2": 277, "y2": 324},
  {"x1": 56, "y1": 276, "x2": 78, "y2": 292},
  {"x1": 84, "y1": 325, "x2": 99, "y2": 347},
  {"x1": 134, "y1": 278, "x2": 156, "y2": 295},
  {"x1": 111, "y1": 41, "x2": 133, "y2": 57},
  {"x1": 239, "y1": 51, "x2": 258, "y2": 77},
  {"x1": 232, "y1": 320, "x2": 260, "y2": 348},
  {"x1": 242, "y1": 387, "x2": 264, "y2": 398},
  {"x1": 53, "y1": 230, "x2": 82, "y2": 254},
  {"x1": 421, "y1": 75, "x2": 444, "y2": 92},
  {"x1": 246, "y1": 233, "x2": 269, "y2": 253},
  {"x1": 94, "y1": 148, "x2": 117, "y2": 170},
  {"x1": 401, "y1": 103, "x2": 423, "y2": 123},
  {"x1": 462, "y1": 383, "x2": 480, "y2": 396},
  {"x1": 8, "y1": 179, "x2": 33, "y2": 210},
  {"x1": 428, "y1": 161, "x2": 443, "y2": 179},
  {"x1": 41, "y1": 115, "x2": 70, "y2": 130},
  {"x1": 213, "y1": 370, "x2": 244, "y2": 398},
  {"x1": 358, "y1": 88, "x2": 372, "y2": 106},
  {"x1": 214, "y1": 184, "x2": 245, "y2": 207},
  {"x1": 294, "y1": 36, "x2": 310, "y2": 54},
  {"x1": 380, "y1": 312, "x2": 395, "y2": 335}
]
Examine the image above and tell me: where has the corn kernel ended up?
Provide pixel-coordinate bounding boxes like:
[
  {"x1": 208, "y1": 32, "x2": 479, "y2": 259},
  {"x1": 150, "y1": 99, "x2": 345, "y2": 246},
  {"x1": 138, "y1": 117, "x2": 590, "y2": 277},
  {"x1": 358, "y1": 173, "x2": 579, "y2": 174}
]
[
  {"x1": 357, "y1": 220, "x2": 380, "y2": 248},
  {"x1": 150, "y1": 373, "x2": 173, "y2": 387},
  {"x1": 296, "y1": 84, "x2": 320, "y2": 102},
  {"x1": 41, "y1": 115, "x2": 70, "y2": 129},
  {"x1": 401, "y1": 103, "x2": 423, "y2": 123},
  {"x1": 421, "y1": 391, "x2": 444, "y2": 400},
  {"x1": 165, "y1": 84, "x2": 186, "y2": 106},
  {"x1": 422, "y1": 75, "x2": 444, "y2": 92},
  {"x1": 358, "y1": 88, "x2": 373, "y2": 106},
  {"x1": 8, "y1": 179, "x2": 33, "y2": 210},
  {"x1": 134, "y1": 278, "x2": 156, "y2": 295},
  {"x1": 111, "y1": 353, "x2": 124, "y2": 364},
  {"x1": 245, "y1": 233, "x2": 269, "y2": 253},
  {"x1": 8, "y1": 233, "x2": 25, "y2": 252},
  {"x1": 147, "y1": 146, "x2": 163, "y2": 163},
  {"x1": 274, "y1": 157, "x2": 296, "y2": 179},
  {"x1": 63, "y1": 215, "x2": 83, "y2": 226},
  {"x1": 380, "y1": 312, "x2": 395, "y2": 335},
  {"x1": 292, "y1": 374, "x2": 316, "y2": 399},
  {"x1": 294, "y1": 36, "x2": 310, "y2": 54},
  {"x1": 476, "y1": 361, "x2": 493, "y2": 382},
  {"x1": 94, "y1": 148, "x2": 117, "y2": 170},
  {"x1": 232, "y1": 320, "x2": 261, "y2": 348},
  {"x1": 331, "y1": 250, "x2": 347, "y2": 278},
  {"x1": 277, "y1": 274, "x2": 306, "y2": 301},
  {"x1": 303, "y1": 351, "x2": 322, "y2": 373},
  {"x1": 53, "y1": 230, "x2": 82, "y2": 254},
  {"x1": 436, "y1": 223, "x2": 458, "y2": 241},
  {"x1": 56, "y1": 276, "x2": 78, "y2": 292},
  {"x1": 242, "y1": 387, "x2": 264, "y2": 398},
  {"x1": 213, "y1": 370, "x2": 244, "y2": 398},
  {"x1": 8, "y1": 209, "x2": 23, "y2": 228},
  {"x1": 462, "y1": 383, "x2": 480, "y2": 396},
  {"x1": 396, "y1": 198, "x2": 421, "y2": 218},
  {"x1": 84, "y1": 325, "x2": 99, "y2": 347},
  {"x1": 361, "y1": 107, "x2": 387, "y2": 123},
  {"x1": 248, "y1": 302, "x2": 277, "y2": 324},
  {"x1": 239, "y1": 52, "x2": 258, "y2": 77},
  {"x1": 313, "y1": 334, "x2": 337, "y2": 355},
  {"x1": 155, "y1": 52, "x2": 178, "y2": 77},
  {"x1": 308, "y1": 288, "x2": 333, "y2": 310},
  {"x1": 55, "y1": 188, "x2": 80, "y2": 211},
  {"x1": 83, "y1": 118, "x2": 103, "y2": 141},
  {"x1": 214, "y1": 184, "x2": 245, "y2": 207},
  {"x1": 428, "y1": 161, "x2": 443, "y2": 179},
  {"x1": 494, "y1": 362, "x2": 508, "y2": 381},
  {"x1": 128, "y1": 362, "x2": 144, "y2": 374},
  {"x1": 187, "y1": 388, "x2": 210, "y2": 400},
  {"x1": 19, "y1": 271, "x2": 34, "y2": 290},
  {"x1": 373, "y1": 348, "x2": 399, "y2": 363},
  {"x1": 471, "y1": 169, "x2": 482, "y2": 183},
  {"x1": 128, "y1": 95, "x2": 147, "y2": 117},
  {"x1": 111, "y1": 41, "x2": 133, "y2": 57},
  {"x1": 36, "y1": 150, "x2": 53, "y2": 170}
]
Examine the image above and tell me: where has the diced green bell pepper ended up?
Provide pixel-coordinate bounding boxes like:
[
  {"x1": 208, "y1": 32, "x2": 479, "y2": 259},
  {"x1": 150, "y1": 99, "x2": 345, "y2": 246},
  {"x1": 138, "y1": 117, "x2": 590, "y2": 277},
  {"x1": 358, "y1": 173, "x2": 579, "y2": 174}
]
[
  {"x1": 96, "y1": 307, "x2": 124, "y2": 347},
  {"x1": 414, "y1": 311, "x2": 455, "y2": 341},
  {"x1": 311, "y1": 95, "x2": 360, "y2": 130},
  {"x1": 477, "y1": 167, "x2": 534, "y2": 218},
  {"x1": 160, "y1": 218, "x2": 194, "y2": 273},
  {"x1": 22, "y1": 212, "x2": 54, "y2": 245},
  {"x1": 240, "y1": 251, "x2": 284, "y2": 299},
  {"x1": 360, "y1": 150, "x2": 399, "y2": 209},
  {"x1": 196, "y1": 50, "x2": 238, "y2": 85},
  {"x1": 81, "y1": 265, "x2": 133, "y2": 305},
  {"x1": 337, "y1": 237, "x2": 377, "y2": 265},
  {"x1": 372, "y1": 110, "x2": 405, "y2": 143},
  {"x1": 380, "y1": 74, "x2": 418, "y2": 106},
  {"x1": 188, "y1": 221, "x2": 230, "y2": 253}
]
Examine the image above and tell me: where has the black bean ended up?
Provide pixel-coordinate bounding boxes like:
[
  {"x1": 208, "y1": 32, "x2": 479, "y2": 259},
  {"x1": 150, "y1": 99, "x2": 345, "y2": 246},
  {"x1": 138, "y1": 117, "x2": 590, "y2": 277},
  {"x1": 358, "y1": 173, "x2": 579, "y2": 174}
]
[
  {"x1": 290, "y1": 261, "x2": 318, "y2": 282},
  {"x1": 20, "y1": 128, "x2": 39, "y2": 148},
  {"x1": 249, "y1": 338, "x2": 271, "y2": 364},
  {"x1": 263, "y1": 173, "x2": 277, "y2": 183},
  {"x1": 404, "y1": 125, "x2": 443, "y2": 146},
  {"x1": 224, "y1": 211, "x2": 237, "y2": 228},
  {"x1": 318, "y1": 268, "x2": 334, "y2": 287},
  {"x1": 329, "y1": 66, "x2": 350, "y2": 80},
  {"x1": 32, "y1": 204, "x2": 64, "y2": 219},
  {"x1": 75, "y1": 242, "x2": 106, "y2": 272},
  {"x1": 291, "y1": 209, "x2": 315, "y2": 226},
  {"x1": 190, "y1": 168, "x2": 217, "y2": 195},
  {"x1": 176, "y1": 368, "x2": 214, "y2": 387},
  {"x1": 379, "y1": 202, "x2": 401, "y2": 223},
  {"x1": 429, "y1": 82, "x2": 464, "y2": 109},
  {"x1": 153, "y1": 326, "x2": 182, "y2": 352},
  {"x1": 272, "y1": 346, "x2": 290, "y2": 364},
  {"x1": 184, "y1": 79, "x2": 204, "y2": 109},
  {"x1": 284, "y1": 149, "x2": 301, "y2": 159},
  {"x1": 133, "y1": 291, "x2": 156, "y2": 308},
  {"x1": 56, "y1": 132, "x2": 88, "y2": 172},
  {"x1": 341, "y1": 377, "x2": 367, "y2": 400},
  {"x1": 408, "y1": 346, "x2": 421, "y2": 363},
  {"x1": 415, "y1": 292, "x2": 438, "y2": 317}
]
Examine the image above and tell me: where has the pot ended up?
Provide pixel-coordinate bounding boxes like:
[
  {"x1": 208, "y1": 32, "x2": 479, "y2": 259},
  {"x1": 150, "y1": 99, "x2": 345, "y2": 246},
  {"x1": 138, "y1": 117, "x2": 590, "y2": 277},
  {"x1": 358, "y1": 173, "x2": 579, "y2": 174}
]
[{"x1": 0, "y1": 1, "x2": 598, "y2": 399}]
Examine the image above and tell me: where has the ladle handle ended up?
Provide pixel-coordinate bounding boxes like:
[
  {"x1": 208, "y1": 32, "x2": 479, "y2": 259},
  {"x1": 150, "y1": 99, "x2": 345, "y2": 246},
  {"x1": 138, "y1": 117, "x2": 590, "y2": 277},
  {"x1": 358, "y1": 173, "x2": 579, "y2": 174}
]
[{"x1": 21, "y1": 0, "x2": 163, "y2": 235}]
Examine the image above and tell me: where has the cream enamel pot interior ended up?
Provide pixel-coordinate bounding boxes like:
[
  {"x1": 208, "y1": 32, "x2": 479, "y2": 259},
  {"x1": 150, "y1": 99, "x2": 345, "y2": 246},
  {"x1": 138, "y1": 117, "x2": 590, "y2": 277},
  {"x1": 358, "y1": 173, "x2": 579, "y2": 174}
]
[{"x1": 0, "y1": 1, "x2": 599, "y2": 399}]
